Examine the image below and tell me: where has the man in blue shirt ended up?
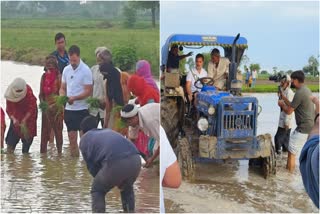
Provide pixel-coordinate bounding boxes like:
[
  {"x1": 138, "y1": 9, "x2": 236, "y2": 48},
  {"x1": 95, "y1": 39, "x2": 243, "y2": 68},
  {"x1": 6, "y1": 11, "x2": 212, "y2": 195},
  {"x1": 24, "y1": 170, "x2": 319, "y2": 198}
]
[
  {"x1": 245, "y1": 67, "x2": 251, "y2": 88},
  {"x1": 79, "y1": 116, "x2": 141, "y2": 213},
  {"x1": 51, "y1": 32, "x2": 69, "y2": 74}
]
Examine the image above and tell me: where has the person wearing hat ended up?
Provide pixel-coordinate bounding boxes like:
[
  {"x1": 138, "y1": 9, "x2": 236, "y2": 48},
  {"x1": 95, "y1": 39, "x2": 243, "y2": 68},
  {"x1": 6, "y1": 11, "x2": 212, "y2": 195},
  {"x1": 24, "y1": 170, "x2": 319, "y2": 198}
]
[
  {"x1": 121, "y1": 103, "x2": 160, "y2": 167},
  {"x1": 166, "y1": 44, "x2": 193, "y2": 72},
  {"x1": 4, "y1": 78, "x2": 38, "y2": 154},
  {"x1": 274, "y1": 74, "x2": 295, "y2": 155},
  {"x1": 79, "y1": 116, "x2": 141, "y2": 213}
]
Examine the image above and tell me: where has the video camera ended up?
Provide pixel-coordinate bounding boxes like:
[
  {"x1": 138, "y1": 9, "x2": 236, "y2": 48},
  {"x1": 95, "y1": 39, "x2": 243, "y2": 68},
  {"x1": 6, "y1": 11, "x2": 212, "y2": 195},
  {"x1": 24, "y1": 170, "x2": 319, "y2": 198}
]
[{"x1": 269, "y1": 73, "x2": 282, "y2": 82}]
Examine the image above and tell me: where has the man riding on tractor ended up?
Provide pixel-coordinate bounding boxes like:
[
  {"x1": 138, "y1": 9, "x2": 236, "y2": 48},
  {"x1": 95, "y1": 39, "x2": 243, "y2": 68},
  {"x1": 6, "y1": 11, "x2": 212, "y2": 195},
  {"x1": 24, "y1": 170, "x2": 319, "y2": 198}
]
[{"x1": 161, "y1": 33, "x2": 276, "y2": 179}]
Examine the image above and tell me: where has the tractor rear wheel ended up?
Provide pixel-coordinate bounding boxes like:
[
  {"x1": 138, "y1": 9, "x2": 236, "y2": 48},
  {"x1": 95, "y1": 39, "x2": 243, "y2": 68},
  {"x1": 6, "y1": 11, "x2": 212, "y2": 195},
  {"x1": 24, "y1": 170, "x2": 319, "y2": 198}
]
[
  {"x1": 176, "y1": 137, "x2": 195, "y2": 180},
  {"x1": 161, "y1": 96, "x2": 183, "y2": 148}
]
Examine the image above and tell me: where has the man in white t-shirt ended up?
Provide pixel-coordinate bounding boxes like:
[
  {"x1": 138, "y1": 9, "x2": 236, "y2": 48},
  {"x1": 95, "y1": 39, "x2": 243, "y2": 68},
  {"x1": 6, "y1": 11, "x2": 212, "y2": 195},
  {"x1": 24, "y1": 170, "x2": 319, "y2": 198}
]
[
  {"x1": 160, "y1": 125, "x2": 181, "y2": 213},
  {"x1": 186, "y1": 54, "x2": 207, "y2": 105},
  {"x1": 207, "y1": 48, "x2": 230, "y2": 90},
  {"x1": 59, "y1": 45, "x2": 93, "y2": 157},
  {"x1": 252, "y1": 69, "x2": 258, "y2": 88}
]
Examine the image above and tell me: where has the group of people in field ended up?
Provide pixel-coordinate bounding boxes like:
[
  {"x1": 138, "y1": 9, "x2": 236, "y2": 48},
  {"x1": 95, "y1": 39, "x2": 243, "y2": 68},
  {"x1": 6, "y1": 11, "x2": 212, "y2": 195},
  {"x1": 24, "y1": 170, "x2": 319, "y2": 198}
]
[
  {"x1": 0, "y1": 32, "x2": 160, "y2": 212},
  {"x1": 245, "y1": 67, "x2": 258, "y2": 88}
]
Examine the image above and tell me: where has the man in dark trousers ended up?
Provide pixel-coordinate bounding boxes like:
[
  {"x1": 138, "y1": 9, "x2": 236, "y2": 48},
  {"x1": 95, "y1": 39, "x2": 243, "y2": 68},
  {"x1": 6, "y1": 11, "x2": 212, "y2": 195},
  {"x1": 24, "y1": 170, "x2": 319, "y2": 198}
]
[{"x1": 79, "y1": 116, "x2": 141, "y2": 213}]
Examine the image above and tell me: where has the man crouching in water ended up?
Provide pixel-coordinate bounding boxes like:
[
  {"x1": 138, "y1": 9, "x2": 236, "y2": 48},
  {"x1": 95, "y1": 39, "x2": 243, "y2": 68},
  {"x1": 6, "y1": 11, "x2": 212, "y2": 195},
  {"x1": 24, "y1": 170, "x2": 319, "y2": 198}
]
[{"x1": 79, "y1": 116, "x2": 141, "y2": 213}]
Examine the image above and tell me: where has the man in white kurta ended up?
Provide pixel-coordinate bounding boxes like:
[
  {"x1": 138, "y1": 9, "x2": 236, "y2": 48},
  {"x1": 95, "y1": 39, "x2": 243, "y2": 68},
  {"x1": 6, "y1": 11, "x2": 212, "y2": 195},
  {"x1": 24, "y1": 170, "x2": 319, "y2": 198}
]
[{"x1": 207, "y1": 48, "x2": 230, "y2": 90}]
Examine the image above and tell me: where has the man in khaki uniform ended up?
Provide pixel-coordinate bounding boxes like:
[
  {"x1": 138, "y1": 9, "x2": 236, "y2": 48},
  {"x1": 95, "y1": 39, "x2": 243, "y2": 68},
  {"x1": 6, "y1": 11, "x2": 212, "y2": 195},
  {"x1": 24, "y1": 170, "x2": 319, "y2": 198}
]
[{"x1": 207, "y1": 48, "x2": 230, "y2": 90}]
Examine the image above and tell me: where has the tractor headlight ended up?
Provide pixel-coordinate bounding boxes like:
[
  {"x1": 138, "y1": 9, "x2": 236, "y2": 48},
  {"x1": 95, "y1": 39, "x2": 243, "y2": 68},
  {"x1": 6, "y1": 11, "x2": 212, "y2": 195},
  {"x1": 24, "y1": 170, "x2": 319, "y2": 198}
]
[
  {"x1": 197, "y1": 117, "x2": 209, "y2": 132},
  {"x1": 208, "y1": 105, "x2": 215, "y2": 115}
]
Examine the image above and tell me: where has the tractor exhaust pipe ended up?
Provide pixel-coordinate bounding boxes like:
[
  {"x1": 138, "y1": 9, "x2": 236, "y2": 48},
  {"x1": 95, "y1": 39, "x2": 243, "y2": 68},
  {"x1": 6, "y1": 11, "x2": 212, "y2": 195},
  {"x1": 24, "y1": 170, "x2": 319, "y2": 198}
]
[{"x1": 227, "y1": 33, "x2": 240, "y2": 91}]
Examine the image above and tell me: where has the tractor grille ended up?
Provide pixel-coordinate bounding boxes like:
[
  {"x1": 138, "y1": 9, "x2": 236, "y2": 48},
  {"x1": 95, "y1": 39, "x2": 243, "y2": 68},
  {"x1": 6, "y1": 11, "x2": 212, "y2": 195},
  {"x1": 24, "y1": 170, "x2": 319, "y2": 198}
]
[
  {"x1": 218, "y1": 96, "x2": 258, "y2": 138},
  {"x1": 223, "y1": 114, "x2": 253, "y2": 130}
]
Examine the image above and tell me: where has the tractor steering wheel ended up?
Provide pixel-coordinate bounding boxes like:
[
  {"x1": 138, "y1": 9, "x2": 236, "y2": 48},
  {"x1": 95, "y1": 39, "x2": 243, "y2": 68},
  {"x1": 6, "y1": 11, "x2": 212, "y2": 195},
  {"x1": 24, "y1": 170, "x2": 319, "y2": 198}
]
[{"x1": 194, "y1": 77, "x2": 214, "y2": 89}]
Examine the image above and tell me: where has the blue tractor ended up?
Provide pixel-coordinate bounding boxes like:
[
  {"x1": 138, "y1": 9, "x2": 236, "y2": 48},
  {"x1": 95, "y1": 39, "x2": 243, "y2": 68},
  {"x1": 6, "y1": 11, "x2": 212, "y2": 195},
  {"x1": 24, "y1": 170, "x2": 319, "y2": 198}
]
[{"x1": 161, "y1": 34, "x2": 276, "y2": 179}]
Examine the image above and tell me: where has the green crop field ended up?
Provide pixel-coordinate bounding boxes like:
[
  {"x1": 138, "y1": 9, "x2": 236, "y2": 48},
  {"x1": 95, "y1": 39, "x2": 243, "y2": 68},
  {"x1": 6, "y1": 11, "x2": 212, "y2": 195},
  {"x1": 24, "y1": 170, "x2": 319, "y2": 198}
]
[
  {"x1": 242, "y1": 84, "x2": 319, "y2": 93},
  {"x1": 1, "y1": 18, "x2": 160, "y2": 75}
]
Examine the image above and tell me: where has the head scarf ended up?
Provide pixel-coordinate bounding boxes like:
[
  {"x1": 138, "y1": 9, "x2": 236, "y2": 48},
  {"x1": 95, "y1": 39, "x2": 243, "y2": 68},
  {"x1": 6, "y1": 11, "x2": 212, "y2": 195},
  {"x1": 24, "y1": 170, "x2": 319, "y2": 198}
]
[
  {"x1": 5, "y1": 78, "x2": 27, "y2": 103},
  {"x1": 120, "y1": 104, "x2": 139, "y2": 118},
  {"x1": 99, "y1": 63, "x2": 124, "y2": 106},
  {"x1": 127, "y1": 75, "x2": 159, "y2": 106},
  {"x1": 136, "y1": 60, "x2": 158, "y2": 91}
]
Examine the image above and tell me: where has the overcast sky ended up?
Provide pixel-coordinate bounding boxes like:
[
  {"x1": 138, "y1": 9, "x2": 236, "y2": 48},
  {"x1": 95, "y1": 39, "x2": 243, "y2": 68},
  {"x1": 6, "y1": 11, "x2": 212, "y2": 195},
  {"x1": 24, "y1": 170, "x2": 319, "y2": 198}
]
[{"x1": 160, "y1": 1, "x2": 319, "y2": 72}]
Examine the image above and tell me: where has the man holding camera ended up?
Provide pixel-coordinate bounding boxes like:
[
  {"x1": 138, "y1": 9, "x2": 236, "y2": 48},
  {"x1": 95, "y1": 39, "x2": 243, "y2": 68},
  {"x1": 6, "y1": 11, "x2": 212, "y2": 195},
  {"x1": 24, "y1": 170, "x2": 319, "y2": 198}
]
[
  {"x1": 275, "y1": 75, "x2": 294, "y2": 155},
  {"x1": 278, "y1": 70, "x2": 315, "y2": 173}
]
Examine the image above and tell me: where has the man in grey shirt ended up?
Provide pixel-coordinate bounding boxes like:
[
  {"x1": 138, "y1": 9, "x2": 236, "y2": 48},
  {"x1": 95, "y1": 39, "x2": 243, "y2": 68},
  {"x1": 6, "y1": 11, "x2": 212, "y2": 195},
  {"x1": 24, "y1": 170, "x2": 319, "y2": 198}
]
[
  {"x1": 79, "y1": 116, "x2": 141, "y2": 213},
  {"x1": 278, "y1": 70, "x2": 315, "y2": 173}
]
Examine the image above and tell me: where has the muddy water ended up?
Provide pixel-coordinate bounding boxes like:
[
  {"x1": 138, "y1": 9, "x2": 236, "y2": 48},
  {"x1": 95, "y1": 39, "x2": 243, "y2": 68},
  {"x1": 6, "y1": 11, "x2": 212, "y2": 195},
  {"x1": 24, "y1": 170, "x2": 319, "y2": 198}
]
[
  {"x1": 164, "y1": 93, "x2": 319, "y2": 213},
  {"x1": 0, "y1": 61, "x2": 159, "y2": 213}
]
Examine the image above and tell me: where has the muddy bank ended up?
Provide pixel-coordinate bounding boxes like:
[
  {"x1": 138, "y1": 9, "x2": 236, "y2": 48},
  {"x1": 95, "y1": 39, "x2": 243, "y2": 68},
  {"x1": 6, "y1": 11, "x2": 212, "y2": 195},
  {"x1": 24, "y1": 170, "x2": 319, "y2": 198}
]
[{"x1": 1, "y1": 48, "x2": 47, "y2": 66}]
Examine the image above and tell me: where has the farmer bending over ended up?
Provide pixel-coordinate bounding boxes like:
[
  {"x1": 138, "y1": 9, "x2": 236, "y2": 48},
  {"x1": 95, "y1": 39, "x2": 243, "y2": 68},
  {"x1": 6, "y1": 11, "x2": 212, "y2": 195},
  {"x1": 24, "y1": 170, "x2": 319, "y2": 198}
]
[{"x1": 79, "y1": 116, "x2": 141, "y2": 213}]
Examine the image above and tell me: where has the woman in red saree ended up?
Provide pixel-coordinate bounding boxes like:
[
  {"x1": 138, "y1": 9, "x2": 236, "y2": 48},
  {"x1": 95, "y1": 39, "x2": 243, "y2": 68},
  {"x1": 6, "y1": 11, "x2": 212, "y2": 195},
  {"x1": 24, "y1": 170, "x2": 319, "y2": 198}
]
[
  {"x1": 39, "y1": 55, "x2": 64, "y2": 153},
  {"x1": 5, "y1": 78, "x2": 37, "y2": 154}
]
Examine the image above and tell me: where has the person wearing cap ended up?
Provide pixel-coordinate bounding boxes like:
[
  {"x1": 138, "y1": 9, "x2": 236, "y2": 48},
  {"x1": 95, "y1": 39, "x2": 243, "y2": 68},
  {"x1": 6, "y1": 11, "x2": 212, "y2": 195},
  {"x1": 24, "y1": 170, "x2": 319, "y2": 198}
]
[
  {"x1": 121, "y1": 103, "x2": 160, "y2": 167},
  {"x1": 278, "y1": 70, "x2": 315, "y2": 172},
  {"x1": 166, "y1": 44, "x2": 193, "y2": 72},
  {"x1": 274, "y1": 74, "x2": 295, "y2": 155},
  {"x1": 79, "y1": 116, "x2": 141, "y2": 213},
  {"x1": 207, "y1": 48, "x2": 230, "y2": 90},
  {"x1": 4, "y1": 78, "x2": 38, "y2": 154}
]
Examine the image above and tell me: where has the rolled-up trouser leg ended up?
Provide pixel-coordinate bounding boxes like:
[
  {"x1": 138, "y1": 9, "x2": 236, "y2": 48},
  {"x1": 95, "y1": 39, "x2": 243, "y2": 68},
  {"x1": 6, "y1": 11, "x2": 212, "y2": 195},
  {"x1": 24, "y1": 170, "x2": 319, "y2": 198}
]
[
  {"x1": 22, "y1": 138, "x2": 33, "y2": 154},
  {"x1": 120, "y1": 185, "x2": 135, "y2": 213}
]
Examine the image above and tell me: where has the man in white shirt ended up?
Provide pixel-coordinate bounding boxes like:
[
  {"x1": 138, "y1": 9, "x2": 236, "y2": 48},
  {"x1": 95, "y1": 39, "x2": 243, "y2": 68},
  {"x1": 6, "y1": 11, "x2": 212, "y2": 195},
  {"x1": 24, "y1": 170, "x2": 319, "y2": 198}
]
[
  {"x1": 160, "y1": 125, "x2": 181, "y2": 213},
  {"x1": 252, "y1": 69, "x2": 258, "y2": 88},
  {"x1": 207, "y1": 48, "x2": 230, "y2": 90},
  {"x1": 120, "y1": 103, "x2": 160, "y2": 167},
  {"x1": 186, "y1": 54, "x2": 207, "y2": 105},
  {"x1": 89, "y1": 47, "x2": 110, "y2": 127},
  {"x1": 275, "y1": 74, "x2": 294, "y2": 154},
  {"x1": 59, "y1": 45, "x2": 93, "y2": 157}
]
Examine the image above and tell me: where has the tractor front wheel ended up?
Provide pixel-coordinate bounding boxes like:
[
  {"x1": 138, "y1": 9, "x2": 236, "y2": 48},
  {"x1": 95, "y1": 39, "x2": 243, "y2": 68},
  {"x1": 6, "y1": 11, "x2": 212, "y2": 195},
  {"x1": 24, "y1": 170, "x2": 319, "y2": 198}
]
[{"x1": 176, "y1": 137, "x2": 195, "y2": 180}]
